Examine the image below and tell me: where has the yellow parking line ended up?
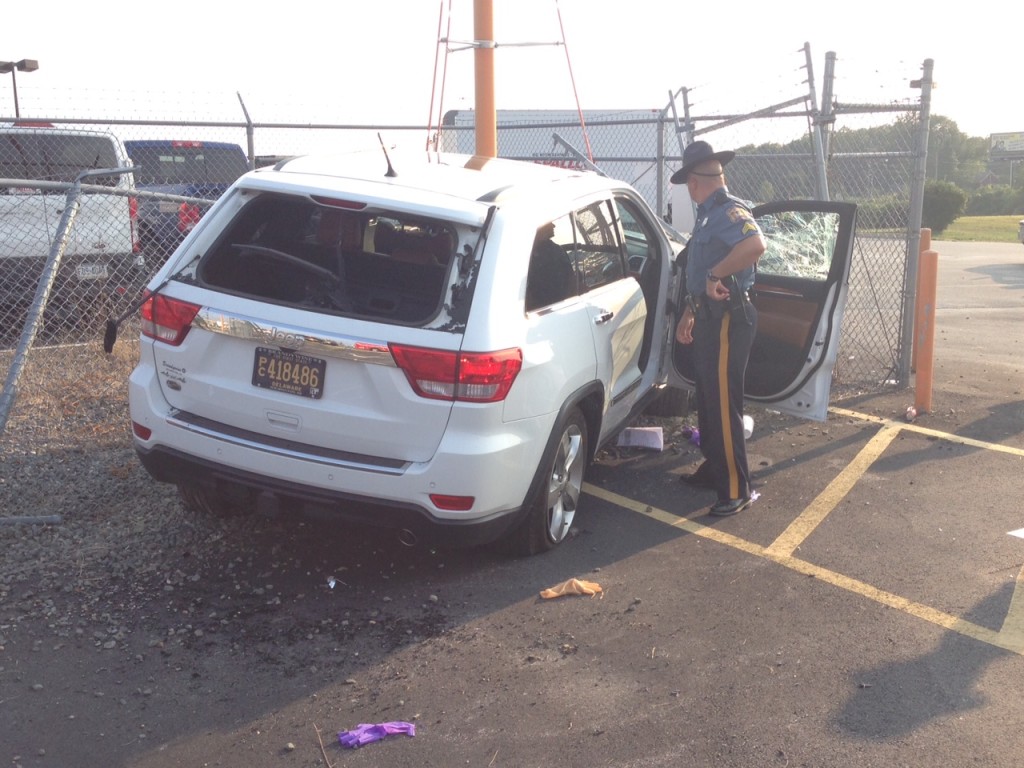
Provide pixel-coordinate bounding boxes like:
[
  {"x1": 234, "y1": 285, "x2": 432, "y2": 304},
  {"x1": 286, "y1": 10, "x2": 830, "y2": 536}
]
[
  {"x1": 583, "y1": 482, "x2": 1024, "y2": 654},
  {"x1": 832, "y1": 407, "x2": 1024, "y2": 651},
  {"x1": 829, "y1": 406, "x2": 1024, "y2": 458},
  {"x1": 583, "y1": 482, "x2": 1022, "y2": 653},
  {"x1": 765, "y1": 423, "x2": 901, "y2": 558},
  {"x1": 582, "y1": 407, "x2": 1024, "y2": 655},
  {"x1": 999, "y1": 564, "x2": 1024, "y2": 653}
]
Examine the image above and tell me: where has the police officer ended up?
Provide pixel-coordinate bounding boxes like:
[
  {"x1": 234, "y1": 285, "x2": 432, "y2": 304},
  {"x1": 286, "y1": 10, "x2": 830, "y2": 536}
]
[{"x1": 672, "y1": 141, "x2": 766, "y2": 516}]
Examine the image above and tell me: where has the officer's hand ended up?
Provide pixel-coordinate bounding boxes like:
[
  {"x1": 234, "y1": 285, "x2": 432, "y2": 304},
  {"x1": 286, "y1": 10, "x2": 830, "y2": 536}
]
[
  {"x1": 706, "y1": 275, "x2": 731, "y2": 301},
  {"x1": 675, "y1": 309, "x2": 694, "y2": 344}
]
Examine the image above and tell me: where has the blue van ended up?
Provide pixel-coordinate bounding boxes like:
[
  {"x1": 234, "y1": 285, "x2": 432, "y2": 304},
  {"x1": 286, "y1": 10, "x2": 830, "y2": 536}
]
[{"x1": 124, "y1": 140, "x2": 249, "y2": 262}]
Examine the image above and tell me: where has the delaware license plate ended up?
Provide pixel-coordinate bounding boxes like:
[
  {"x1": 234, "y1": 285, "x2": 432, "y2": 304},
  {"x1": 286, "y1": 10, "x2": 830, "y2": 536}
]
[
  {"x1": 76, "y1": 263, "x2": 109, "y2": 280},
  {"x1": 252, "y1": 347, "x2": 325, "y2": 399}
]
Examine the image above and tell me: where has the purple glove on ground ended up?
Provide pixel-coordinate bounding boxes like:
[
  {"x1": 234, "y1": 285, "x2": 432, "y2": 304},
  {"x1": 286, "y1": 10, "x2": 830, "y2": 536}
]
[{"x1": 338, "y1": 721, "x2": 416, "y2": 748}]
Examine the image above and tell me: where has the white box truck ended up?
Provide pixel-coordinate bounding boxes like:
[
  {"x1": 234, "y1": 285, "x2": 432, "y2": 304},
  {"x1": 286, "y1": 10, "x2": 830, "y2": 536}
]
[{"x1": 438, "y1": 108, "x2": 696, "y2": 233}]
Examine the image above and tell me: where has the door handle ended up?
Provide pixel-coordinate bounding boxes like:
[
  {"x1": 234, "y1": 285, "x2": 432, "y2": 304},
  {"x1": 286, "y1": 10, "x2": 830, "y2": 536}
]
[{"x1": 594, "y1": 309, "x2": 614, "y2": 325}]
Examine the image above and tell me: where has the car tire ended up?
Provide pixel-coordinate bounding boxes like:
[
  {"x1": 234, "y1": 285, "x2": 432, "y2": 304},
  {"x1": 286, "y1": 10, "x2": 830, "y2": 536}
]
[{"x1": 508, "y1": 406, "x2": 589, "y2": 556}]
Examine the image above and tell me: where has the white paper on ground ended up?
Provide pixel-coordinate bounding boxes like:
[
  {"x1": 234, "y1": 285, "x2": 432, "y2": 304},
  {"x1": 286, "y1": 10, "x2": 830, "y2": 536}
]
[{"x1": 616, "y1": 426, "x2": 664, "y2": 451}]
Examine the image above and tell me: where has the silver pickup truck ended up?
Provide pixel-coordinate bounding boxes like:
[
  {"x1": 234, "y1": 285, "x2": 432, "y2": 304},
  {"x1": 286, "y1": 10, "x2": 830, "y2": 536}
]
[{"x1": 0, "y1": 124, "x2": 139, "y2": 324}]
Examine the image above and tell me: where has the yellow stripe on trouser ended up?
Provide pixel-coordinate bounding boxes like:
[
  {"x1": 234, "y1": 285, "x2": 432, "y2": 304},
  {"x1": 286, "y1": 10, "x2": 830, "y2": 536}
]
[{"x1": 717, "y1": 312, "x2": 739, "y2": 498}]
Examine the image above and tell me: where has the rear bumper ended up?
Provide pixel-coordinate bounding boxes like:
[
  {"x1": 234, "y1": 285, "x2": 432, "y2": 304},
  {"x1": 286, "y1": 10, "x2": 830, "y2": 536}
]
[{"x1": 135, "y1": 443, "x2": 527, "y2": 547}]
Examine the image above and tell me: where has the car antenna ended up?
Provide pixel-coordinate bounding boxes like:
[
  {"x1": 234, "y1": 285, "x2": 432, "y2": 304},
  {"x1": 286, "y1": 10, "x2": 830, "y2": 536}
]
[
  {"x1": 378, "y1": 133, "x2": 397, "y2": 177},
  {"x1": 103, "y1": 254, "x2": 200, "y2": 354}
]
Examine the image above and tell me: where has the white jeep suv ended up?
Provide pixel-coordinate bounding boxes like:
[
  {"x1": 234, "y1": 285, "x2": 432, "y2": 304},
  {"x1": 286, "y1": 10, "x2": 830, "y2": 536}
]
[{"x1": 127, "y1": 151, "x2": 855, "y2": 554}]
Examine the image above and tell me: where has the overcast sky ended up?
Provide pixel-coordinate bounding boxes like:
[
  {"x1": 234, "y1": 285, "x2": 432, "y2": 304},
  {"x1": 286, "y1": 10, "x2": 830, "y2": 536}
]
[{"x1": 1, "y1": 0, "x2": 1013, "y2": 144}]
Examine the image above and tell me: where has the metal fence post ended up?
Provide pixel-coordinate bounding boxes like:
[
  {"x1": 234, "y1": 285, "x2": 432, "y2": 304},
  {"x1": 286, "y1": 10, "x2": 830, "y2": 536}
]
[
  {"x1": 898, "y1": 58, "x2": 934, "y2": 387},
  {"x1": 802, "y1": 42, "x2": 830, "y2": 200},
  {"x1": 820, "y1": 52, "x2": 836, "y2": 160},
  {"x1": 237, "y1": 92, "x2": 256, "y2": 170},
  {"x1": 656, "y1": 108, "x2": 666, "y2": 220}
]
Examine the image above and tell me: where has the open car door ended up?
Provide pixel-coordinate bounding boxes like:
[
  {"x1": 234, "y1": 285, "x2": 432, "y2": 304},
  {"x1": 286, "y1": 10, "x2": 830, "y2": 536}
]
[{"x1": 669, "y1": 200, "x2": 857, "y2": 421}]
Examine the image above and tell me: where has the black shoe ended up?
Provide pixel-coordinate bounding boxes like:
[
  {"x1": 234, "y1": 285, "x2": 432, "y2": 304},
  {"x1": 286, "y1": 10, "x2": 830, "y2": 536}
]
[
  {"x1": 680, "y1": 464, "x2": 715, "y2": 488},
  {"x1": 709, "y1": 497, "x2": 752, "y2": 517}
]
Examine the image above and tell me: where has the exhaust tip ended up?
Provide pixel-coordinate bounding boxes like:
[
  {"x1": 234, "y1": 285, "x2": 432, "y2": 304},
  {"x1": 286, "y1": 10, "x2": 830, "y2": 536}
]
[{"x1": 397, "y1": 528, "x2": 418, "y2": 547}]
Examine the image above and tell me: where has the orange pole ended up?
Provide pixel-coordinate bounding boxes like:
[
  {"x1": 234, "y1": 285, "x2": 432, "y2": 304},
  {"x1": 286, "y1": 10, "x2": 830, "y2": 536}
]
[
  {"x1": 473, "y1": 0, "x2": 497, "y2": 158},
  {"x1": 911, "y1": 228, "x2": 931, "y2": 370},
  {"x1": 913, "y1": 247, "x2": 938, "y2": 414}
]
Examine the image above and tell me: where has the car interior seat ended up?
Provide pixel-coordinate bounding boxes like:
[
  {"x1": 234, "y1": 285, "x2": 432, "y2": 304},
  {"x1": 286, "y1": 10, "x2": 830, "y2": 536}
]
[{"x1": 526, "y1": 224, "x2": 576, "y2": 311}]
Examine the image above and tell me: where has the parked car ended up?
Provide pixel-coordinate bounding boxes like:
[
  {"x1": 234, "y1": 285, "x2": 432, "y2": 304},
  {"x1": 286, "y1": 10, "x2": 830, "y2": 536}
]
[
  {"x1": 0, "y1": 124, "x2": 139, "y2": 326},
  {"x1": 127, "y1": 151, "x2": 856, "y2": 554},
  {"x1": 123, "y1": 139, "x2": 249, "y2": 262},
  {"x1": 254, "y1": 154, "x2": 297, "y2": 168}
]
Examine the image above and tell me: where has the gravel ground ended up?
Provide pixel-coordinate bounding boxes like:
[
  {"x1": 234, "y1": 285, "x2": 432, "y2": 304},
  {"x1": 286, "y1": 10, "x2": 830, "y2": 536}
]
[
  {"x1": 0, "y1": 428, "x2": 467, "y2": 766},
  {"x1": 0, "y1": 339, "x2": 697, "y2": 766},
  {"x1": 0, "y1": 340, "x2": 417, "y2": 764}
]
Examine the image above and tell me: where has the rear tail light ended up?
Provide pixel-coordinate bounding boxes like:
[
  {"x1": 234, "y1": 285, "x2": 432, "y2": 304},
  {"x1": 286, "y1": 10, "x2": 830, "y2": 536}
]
[
  {"x1": 430, "y1": 494, "x2": 475, "y2": 511},
  {"x1": 389, "y1": 345, "x2": 522, "y2": 403},
  {"x1": 178, "y1": 202, "x2": 203, "y2": 234},
  {"x1": 140, "y1": 291, "x2": 201, "y2": 346}
]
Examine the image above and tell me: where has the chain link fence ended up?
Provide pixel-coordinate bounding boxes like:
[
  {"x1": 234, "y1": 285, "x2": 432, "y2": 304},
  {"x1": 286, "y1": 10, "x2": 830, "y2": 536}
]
[
  {"x1": 1, "y1": 57, "x2": 931, "y2": 493},
  {"x1": 435, "y1": 58, "x2": 931, "y2": 396}
]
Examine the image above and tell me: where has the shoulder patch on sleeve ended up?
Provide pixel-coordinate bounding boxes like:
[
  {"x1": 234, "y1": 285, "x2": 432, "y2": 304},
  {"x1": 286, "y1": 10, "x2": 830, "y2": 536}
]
[{"x1": 726, "y1": 205, "x2": 754, "y2": 224}]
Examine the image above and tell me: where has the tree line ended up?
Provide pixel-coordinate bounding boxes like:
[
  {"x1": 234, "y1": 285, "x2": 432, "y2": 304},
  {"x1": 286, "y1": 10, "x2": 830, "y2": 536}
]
[{"x1": 732, "y1": 115, "x2": 1020, "y2": 235}]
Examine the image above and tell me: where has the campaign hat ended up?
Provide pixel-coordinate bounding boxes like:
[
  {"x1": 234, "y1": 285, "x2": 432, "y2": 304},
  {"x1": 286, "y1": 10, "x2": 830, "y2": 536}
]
[{"x1": 670, "y1": 140, "x2": 735, "y2": 184}]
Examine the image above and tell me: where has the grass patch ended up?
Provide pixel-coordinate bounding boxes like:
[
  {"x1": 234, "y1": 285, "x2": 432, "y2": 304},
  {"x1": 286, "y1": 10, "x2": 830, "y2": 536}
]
[
  {"x1": 938, "y1": 215, "x2": 1022, "y2": 243},
  {"x1": 0, "y1": 339, "x2": 137, "y2": 450}
]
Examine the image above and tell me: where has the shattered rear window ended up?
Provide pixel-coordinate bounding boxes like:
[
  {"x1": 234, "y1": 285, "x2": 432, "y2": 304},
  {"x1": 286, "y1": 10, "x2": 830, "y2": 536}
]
[{"x1": 198, "y1": 194, "x2": 461, "y2": 326}]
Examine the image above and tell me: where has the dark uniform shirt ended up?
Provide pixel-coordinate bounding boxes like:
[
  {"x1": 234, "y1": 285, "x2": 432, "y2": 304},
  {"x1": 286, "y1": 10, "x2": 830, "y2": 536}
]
[{"x1": 685, "y1": 187, "x2": 762, "y2": 294}]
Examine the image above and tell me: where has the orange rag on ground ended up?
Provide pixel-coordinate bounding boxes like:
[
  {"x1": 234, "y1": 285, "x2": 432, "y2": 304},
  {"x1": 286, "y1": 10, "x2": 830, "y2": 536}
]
[{"x1": 539, "y1": 578, "x2": 603, "y2": 599}]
